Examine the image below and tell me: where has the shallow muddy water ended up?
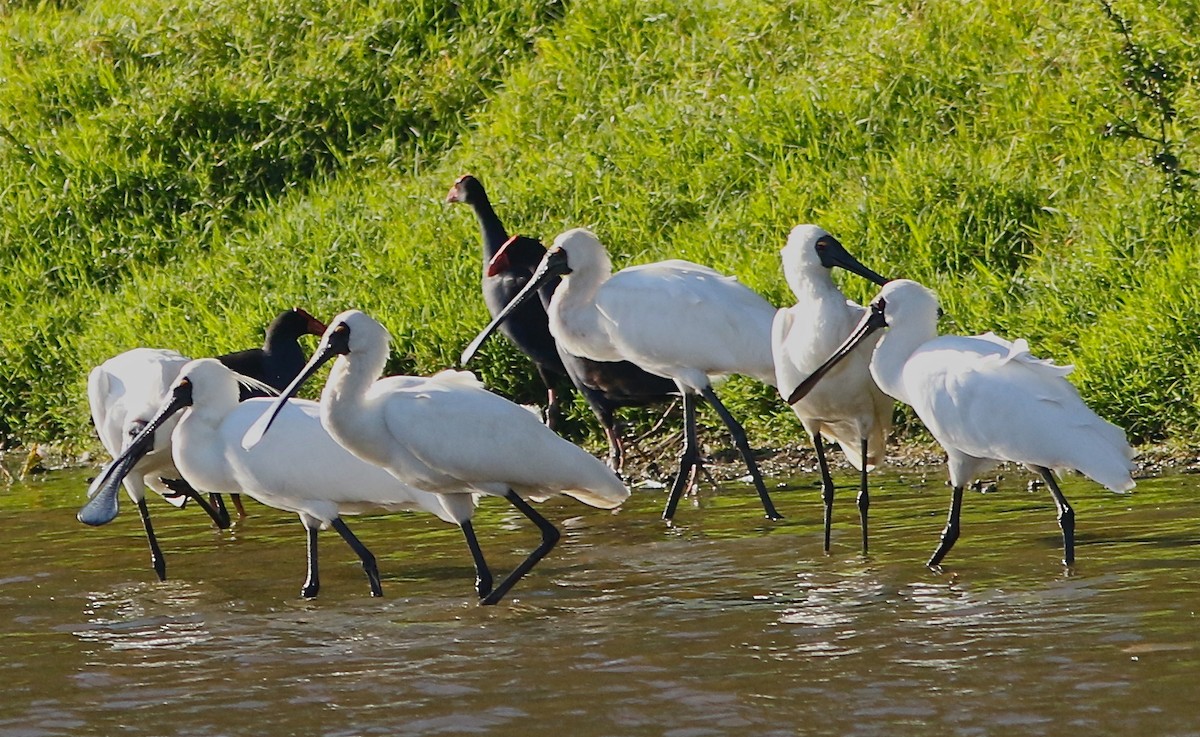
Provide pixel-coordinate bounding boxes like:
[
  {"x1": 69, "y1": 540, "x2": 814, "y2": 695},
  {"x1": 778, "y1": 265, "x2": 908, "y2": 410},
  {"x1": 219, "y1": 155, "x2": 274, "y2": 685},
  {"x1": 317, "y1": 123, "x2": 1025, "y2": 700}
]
[{"x1": 1, "y1": 461, "x2": 1197, "y2": 736}]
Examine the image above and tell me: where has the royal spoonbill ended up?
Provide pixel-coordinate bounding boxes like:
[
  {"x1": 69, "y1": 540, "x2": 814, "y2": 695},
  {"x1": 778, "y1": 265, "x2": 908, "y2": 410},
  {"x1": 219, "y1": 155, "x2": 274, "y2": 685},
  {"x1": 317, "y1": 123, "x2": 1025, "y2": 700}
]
[
  {"x1": 244, "y1": 310, "x2": 630, "y2": 605},
  {"x1": 789, "y1": 279, "x2": 1137, "y2": 567},
  {"x1": 772, "y1": 225, "x2": 893, "y2": 553},
  {"x1": 448, "y1": 175, "x2": 677, "y2": 471},
  {"x1": 81, "y1": 359, "x2": 489, "y2": 599},
  {"x1": 86, "y1": 307, "x2": 327, "y2": 580},
  {"x1": 463, "y1": 228, "x2": 886, "y2": 522}
]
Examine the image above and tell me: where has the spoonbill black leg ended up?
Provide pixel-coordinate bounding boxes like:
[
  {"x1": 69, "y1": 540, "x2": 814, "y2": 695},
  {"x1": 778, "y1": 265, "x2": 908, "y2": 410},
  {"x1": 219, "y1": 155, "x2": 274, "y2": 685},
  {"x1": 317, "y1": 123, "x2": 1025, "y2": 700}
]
[
  {"x1": 480, "y1": 490, "x2": 561, "y2": 606},
  {"x1": 330, "y1": 518, "x2": 382, "y2": 597},
  {"x1": 162, "y1": 477, "x2": 232, "y2": 529},
  {"x1": 701, "y1": 386, "x2": 781, "y2": 520},
  {"x1": 928, "y1": 485, "x2": 965, "y2": 568},
  {"x1": 857, "y1": 436, "x2": 870, "y2": 554},
  {"x1": 1037, "y1": 467, "x2": 1076, "y2": 566},
  {"x1": 207, "y1": 493, "x2": 232, "y2": 529},
  {"x1": 460, "y1": 520, "x2": 493, "y2": 598},
  {"x1": 302, "y1": 525, "x2": 320, "y2": 598},
  {"x1": 813, "y1": 432, "x2": 835, "y2": 552},
  {"x1": 136, "y1": 498, "x2": 167, "y2": 582},
  {"x1": 662, "y1": 392, "x2": 701, "y2": 521}
]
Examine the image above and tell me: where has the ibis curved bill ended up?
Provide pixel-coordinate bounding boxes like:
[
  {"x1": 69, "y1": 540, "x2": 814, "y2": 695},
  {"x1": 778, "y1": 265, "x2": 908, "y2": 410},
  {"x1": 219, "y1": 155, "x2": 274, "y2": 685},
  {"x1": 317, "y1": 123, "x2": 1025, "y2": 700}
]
[
  {"x1": 249, "y1": 310, "x2": 629, "y2": 605},
  {"x1": 792, "y1": 279, "x2": 1137, "y2": 568}
]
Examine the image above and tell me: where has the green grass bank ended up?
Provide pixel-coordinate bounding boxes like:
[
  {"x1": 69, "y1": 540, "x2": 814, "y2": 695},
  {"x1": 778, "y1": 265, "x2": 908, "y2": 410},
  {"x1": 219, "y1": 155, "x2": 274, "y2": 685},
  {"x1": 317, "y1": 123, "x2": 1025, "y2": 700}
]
[{"x1": 2, "y1": 0, "x2": 1199, "y2": 458}]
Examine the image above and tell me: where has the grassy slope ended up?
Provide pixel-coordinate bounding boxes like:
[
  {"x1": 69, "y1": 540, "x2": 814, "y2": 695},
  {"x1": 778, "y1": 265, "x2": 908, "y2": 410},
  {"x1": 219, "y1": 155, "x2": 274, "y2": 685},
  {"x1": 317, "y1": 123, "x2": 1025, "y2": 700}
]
[{"x1": 2, "y1": 0, "x2": 1199, "y2": 455}]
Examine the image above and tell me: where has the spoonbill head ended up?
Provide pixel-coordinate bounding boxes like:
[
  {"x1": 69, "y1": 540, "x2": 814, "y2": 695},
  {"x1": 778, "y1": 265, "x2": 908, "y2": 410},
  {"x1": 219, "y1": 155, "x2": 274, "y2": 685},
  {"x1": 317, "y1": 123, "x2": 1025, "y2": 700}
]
[
  {"x1": 84, "y1": 308, "x2": 326, "y2": 581},
  {"x1": 791, "y1": 279, "x2": 1137, "y2": 568},
  {"x1": 772, "y1": 225, "x2": 893, "y2": 553},
  {"x1": 87, "y1": 348, "x2": 191, "y2": 506},
  {"x1": 86, "y1": 347, "x2": 235, "y2": 581},
  {"x1": 247, "y1": 309, "x2": 629, "y2": 605},
  {"x1": 81, "y1": 358, "x2": 486, "y2": 599},
  {"x1": 482, "y1": 229, "x2": 679, "y2": 472},
  {"x1": 464, "y1": 227, "x2": 888, "y2": 524}
]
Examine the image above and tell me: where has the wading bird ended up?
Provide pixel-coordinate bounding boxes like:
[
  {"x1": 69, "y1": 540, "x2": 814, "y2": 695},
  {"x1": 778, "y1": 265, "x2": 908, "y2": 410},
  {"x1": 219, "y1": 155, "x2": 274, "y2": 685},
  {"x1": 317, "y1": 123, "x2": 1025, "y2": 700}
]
[
  {"x1": 448, "y1": 174, "x2": 677, "y2": 471},
  {"x1": 463, "y1": 228, "x2": 884, "y2": 522},
  {"x1": 245, "y1": 310, "x2": 629, "y2": 605},
  {"x1": 771, "y1": 225, "x2": 892, "y2": 553},
  {"x1": 81, "y1": 359, "x2": 488, "y2": 599},
  {"x1": 86, "y1": 307, "x2": 327, "y2": 580},
  {"x1": 789, "y1": 279, "x2": 1137, "y2": 567}
]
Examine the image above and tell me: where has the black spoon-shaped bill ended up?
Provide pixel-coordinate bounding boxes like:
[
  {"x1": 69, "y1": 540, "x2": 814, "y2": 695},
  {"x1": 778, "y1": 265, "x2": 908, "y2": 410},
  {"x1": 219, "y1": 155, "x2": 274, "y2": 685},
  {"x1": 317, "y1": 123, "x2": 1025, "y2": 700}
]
[
  {"x1": 819, "y1": 236, "x2": 891, "y2": 287},
  {"x1": 242, "y1": 323, "x2": 348, "y2": 449},
  {"x1": 459, "y1": 247, "x2": 571, "y2": 366},
  {"x1": 786, "y1": 299, "x2": 888, "y2": 405},
  {"x1": 78, "y1": 380, "x2": 194, "y2": 526}
]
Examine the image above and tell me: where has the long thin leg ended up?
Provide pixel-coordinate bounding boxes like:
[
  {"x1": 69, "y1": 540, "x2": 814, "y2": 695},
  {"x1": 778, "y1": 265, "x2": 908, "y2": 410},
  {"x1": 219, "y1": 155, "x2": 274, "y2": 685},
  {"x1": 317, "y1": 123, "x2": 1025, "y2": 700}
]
[
  {"x1": 662, "y1": 392, "x2": 701, "y2": 521},
  {"x1": 161, "y1": 477, "x2": 231, "y2": 529},
  {"x1": 701, "y1": 386, "x2": 782, "y2": 520},
  {"x1": 330, "y1": 518, "x2": 382, "y2": 597},
  {"x1": 207, "y1": 494, "x2": 232, "y2": 529},
  {"x1": 857, "y1": 436, "x2": 870, "y2": 555},
  {"x1": 302, "y1": 525, "x2": 320, "y2": 598},
  {"x1": 230, "y1": 494, "x2": 248, "y2": 520},
  {"x1": 928, "y1": 485, "x2": 965, "y2": 568},
  {"x1": 136, "y1": 498, "x2": 167, "y2": 582},
  {"x1": 813, "y1": 432, "x2": 834, "y2": 552},
  {"x1": 479, "y1": 490, "x2": 561, "y2": 606},
  {"x1": 537, "y1": 366, "x2": 566, "y2": 432},
  {"x1": 460, "y1": 521, "x2": 493, "y2": 598},
  {"x1": 1037, "y1": 466, "x2": 1076, "y2": 565}
]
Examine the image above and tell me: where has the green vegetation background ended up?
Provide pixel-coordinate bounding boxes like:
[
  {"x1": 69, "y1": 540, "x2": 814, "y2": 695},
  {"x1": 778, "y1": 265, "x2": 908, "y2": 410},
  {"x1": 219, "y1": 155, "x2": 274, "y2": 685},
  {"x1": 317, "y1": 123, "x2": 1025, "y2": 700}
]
[{"x1": 2, "y1": 0, "x2": 1199, "y2": 456}]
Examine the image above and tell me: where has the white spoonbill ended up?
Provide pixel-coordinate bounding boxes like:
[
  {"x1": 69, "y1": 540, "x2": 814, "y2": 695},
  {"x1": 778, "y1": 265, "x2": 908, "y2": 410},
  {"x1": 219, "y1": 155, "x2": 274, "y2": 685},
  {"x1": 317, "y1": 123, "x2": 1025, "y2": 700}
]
[
  {"x1": 80, "y1": 359, "x2": 489, "y2": 599},
  {"x1": 244, "y1": 310, "x2": 629, "y2": 606},
  {"x1": 789, "y1": 279, "x2": 1137, "y2": 567},
  {"x1": 87, "y1": 348, "x2": 229, "y2": 580},
  {"x1": 772, "y1": 225, "x2": 893, "y2": 554},
  {"x1": 462, "y1": 227, "x2": 887, "y2": 522},
  {"x1": 85, "y1": 308, "x2": 328, "y2": 580}
]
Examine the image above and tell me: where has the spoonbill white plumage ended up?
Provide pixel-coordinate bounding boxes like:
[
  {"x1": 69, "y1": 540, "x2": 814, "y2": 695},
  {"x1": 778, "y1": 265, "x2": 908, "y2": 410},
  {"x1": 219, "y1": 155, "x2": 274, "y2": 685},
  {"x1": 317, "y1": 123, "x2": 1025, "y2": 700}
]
[
  {"x1": 85, "y1": 308, "x2": 328, "y2": 580},
  {"x1": 244, "y1": 310, "x2": 630, "y2": 605},
  {"x1": 772, "y1": 225, "x2": 893, "y2": 553},
  {"x1": 448, "y1": 174, "x2": 678, "y2": 472},
  {"x1": 87, "y1": 348, "x2": 222, "y2": 580},
  {"x1": 463, "y1": 227, "x2": 887, "y2": 522},
  {"x1": 789, "y1": 279, "x2": 1137, "y2": 567},
  {"x1": 81, "y1": 359, "x2": 488, "y2": 599}
]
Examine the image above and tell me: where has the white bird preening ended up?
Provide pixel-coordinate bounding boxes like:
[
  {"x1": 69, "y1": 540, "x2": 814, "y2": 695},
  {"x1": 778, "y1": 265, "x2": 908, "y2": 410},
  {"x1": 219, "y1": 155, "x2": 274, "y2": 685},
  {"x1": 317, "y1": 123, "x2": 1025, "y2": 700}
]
[
  {"x1": 463, "y1": 227, "x2": 888, "y2": 523},
  {"x1": 84, "y1": 308, "x2": 329, "y2": 580},
  {"x1": 80, "y1": 359, "x2": 489, "y2": 599},
  {"x1": 789, "y1": 279, "x2": 1137, "y2": 567},
  {"x1": 772, "y1": 225, "x2": 893, "y2": 554},
  {"x1": 244, "y1": 310, "x2": 630, "y2": 606},
  {"x1": 87, "y1": 348, "x2": 234, "y2": 580}
]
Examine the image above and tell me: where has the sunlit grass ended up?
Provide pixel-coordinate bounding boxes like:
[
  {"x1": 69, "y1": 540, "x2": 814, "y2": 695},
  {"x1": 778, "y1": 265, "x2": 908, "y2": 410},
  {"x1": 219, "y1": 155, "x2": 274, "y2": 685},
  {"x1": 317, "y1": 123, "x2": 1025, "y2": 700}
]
[{"x1": 2, "y1": 0, "x2": 1199, "y2": 454}]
